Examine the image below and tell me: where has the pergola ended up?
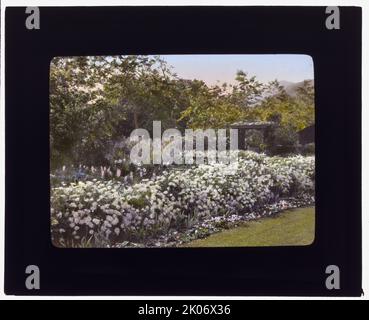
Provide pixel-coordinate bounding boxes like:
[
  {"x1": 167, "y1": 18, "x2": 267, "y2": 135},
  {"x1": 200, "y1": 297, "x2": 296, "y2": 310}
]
[{"x1": 230, "y1": 121, "x2": 276, "y2": 150}]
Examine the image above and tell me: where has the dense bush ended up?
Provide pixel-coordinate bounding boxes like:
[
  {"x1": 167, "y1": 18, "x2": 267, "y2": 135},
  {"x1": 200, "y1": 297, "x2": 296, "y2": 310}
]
[
  {"x1": 51, "y1": 152, "x2": 314, "y2": 247},
  {"x1": 301, "y1": 143, "x2": 315, "y2": 155},
  {"x1": 266, "y1": 125, "x2": 299, "y2": 155}
]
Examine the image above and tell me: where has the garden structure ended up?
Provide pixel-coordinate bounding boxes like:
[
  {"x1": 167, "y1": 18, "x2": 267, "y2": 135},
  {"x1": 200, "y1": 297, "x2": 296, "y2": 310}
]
[
  {"x1": 230, "y1": 121, "x2": 276, "y2": 151},
  {"x1": 298, "y1": 124, "x2": 315, "y2": 145}
]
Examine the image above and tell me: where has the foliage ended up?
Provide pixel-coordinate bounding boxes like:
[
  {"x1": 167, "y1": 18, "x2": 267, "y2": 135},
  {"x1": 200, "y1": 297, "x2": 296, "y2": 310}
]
[
  {"x1": 50, "y1": 56, "x2": 189, "y2": 167},
  {"x1": 50, "y1": 56, "x2": 120, "y2": 167},
  {"x1": 50, "y1": 56, "x2": 315, "y2": 166},
  {"x1": 178, "y1": 82, "x2": 244, "y2": 129}
]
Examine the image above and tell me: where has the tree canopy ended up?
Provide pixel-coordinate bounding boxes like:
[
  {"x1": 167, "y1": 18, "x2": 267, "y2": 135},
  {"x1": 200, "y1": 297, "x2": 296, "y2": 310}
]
[{"x1": 50, "y1": 55, "x2": 314, "y2": 167}]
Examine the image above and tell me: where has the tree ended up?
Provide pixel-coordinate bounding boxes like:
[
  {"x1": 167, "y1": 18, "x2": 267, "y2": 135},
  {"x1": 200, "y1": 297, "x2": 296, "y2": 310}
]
[
  {"x1": 50, "y1": 56, "x2": 132, "y2": 167},
  {"x1": 103, "y1": 55, "x2": 186, "y2": 131},
  {"x1": 50, "y1": 56, "x2": 315, "y2": 167},
  {"x1": 296, "y1": 80, "x2": 314, "y2": 106},
  {"x1": 228, "y1": 70, "x2": 265, "y2": 107},
  {"x1": 179, "y1": 71, "x2": 266, "y2": 129},
  {"x1": 246, "y1": 79, "x2": 314, "y2": 131},
  {"x1": 50, "y1": 55, "x2": 191, "y2": 167}
]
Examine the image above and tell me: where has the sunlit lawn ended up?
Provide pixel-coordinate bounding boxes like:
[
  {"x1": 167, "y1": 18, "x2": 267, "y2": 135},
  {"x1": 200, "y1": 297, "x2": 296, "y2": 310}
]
[{"x1": 184, "y1": 206, "x2": 315, "y2": 247}]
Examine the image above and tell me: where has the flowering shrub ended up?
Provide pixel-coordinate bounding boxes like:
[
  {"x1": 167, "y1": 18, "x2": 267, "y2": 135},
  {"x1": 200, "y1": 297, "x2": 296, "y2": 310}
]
[{"x1": 51, "y1": 152, "x2": 315, "y2": 247}]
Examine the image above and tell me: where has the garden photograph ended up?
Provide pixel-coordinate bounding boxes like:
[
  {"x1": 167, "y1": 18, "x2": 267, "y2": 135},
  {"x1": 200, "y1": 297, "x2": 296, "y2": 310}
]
[{"x1": 50, "y1": 54, "x2": 315, "y2": 248}]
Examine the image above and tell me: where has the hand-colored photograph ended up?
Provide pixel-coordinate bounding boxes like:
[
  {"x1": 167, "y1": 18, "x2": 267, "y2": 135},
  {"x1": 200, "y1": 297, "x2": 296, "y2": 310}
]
[{"x1": 50, "y1": 54, "x2": 315, "y2": 248}]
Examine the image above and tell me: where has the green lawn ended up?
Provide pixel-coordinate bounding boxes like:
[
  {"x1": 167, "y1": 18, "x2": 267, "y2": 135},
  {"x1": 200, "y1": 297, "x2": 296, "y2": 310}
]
[{"x1": 183, "y1": 206, "x2": 315, "y2": 247}]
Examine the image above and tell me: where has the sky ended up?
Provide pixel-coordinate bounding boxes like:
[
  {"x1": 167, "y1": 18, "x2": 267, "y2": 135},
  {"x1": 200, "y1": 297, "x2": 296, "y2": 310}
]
[{"x1": 159, "y1": 54, "x2": 314, "y2": 86}]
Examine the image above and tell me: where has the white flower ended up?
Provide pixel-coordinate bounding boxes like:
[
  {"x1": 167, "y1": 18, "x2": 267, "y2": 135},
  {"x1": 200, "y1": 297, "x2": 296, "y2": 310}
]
[{"x1": 51, "y1": 151, "x2": 315, "y2": 245}]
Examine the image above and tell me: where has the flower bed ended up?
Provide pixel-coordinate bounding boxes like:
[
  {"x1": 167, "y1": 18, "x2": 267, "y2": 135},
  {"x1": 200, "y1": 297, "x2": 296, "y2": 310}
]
[{"x1": 51, "y1": 152, "x2": 315, "y2": 247}]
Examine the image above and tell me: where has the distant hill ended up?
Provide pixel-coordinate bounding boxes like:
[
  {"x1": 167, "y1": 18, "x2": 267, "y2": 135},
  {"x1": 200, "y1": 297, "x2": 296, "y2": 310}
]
[{"x1": 280, "y1": 80, "x2": 314, "y2": 97}]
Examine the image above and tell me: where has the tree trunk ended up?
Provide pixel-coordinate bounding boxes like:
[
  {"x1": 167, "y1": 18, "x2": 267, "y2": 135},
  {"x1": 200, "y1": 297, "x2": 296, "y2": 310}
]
[{"x1": 133, "y1": 111, "x2": 139, "y2": 129}]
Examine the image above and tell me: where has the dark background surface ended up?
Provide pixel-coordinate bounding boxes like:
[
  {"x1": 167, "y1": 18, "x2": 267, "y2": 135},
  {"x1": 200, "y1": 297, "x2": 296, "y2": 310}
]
[{"x1": 5, "y1": 6, "x2": 362, "y2": 296}]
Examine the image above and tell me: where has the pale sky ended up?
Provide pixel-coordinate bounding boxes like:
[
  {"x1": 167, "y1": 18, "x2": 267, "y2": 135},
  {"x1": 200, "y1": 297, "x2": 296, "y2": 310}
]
[{"x1": 159, "y1": 54, "x2": 314, "y2": 86}]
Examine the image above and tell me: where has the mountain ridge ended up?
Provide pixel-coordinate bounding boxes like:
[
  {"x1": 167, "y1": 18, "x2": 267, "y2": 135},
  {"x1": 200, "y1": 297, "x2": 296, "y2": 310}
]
[{"x1": 279, "y1": 79, "x2": 314, "y2": 96}]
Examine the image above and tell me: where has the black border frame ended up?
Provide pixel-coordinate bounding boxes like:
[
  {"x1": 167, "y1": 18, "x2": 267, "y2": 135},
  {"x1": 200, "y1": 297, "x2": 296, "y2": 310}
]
[{"x1": 5, "y1": 6, "x2": 362, "y2": 296}]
